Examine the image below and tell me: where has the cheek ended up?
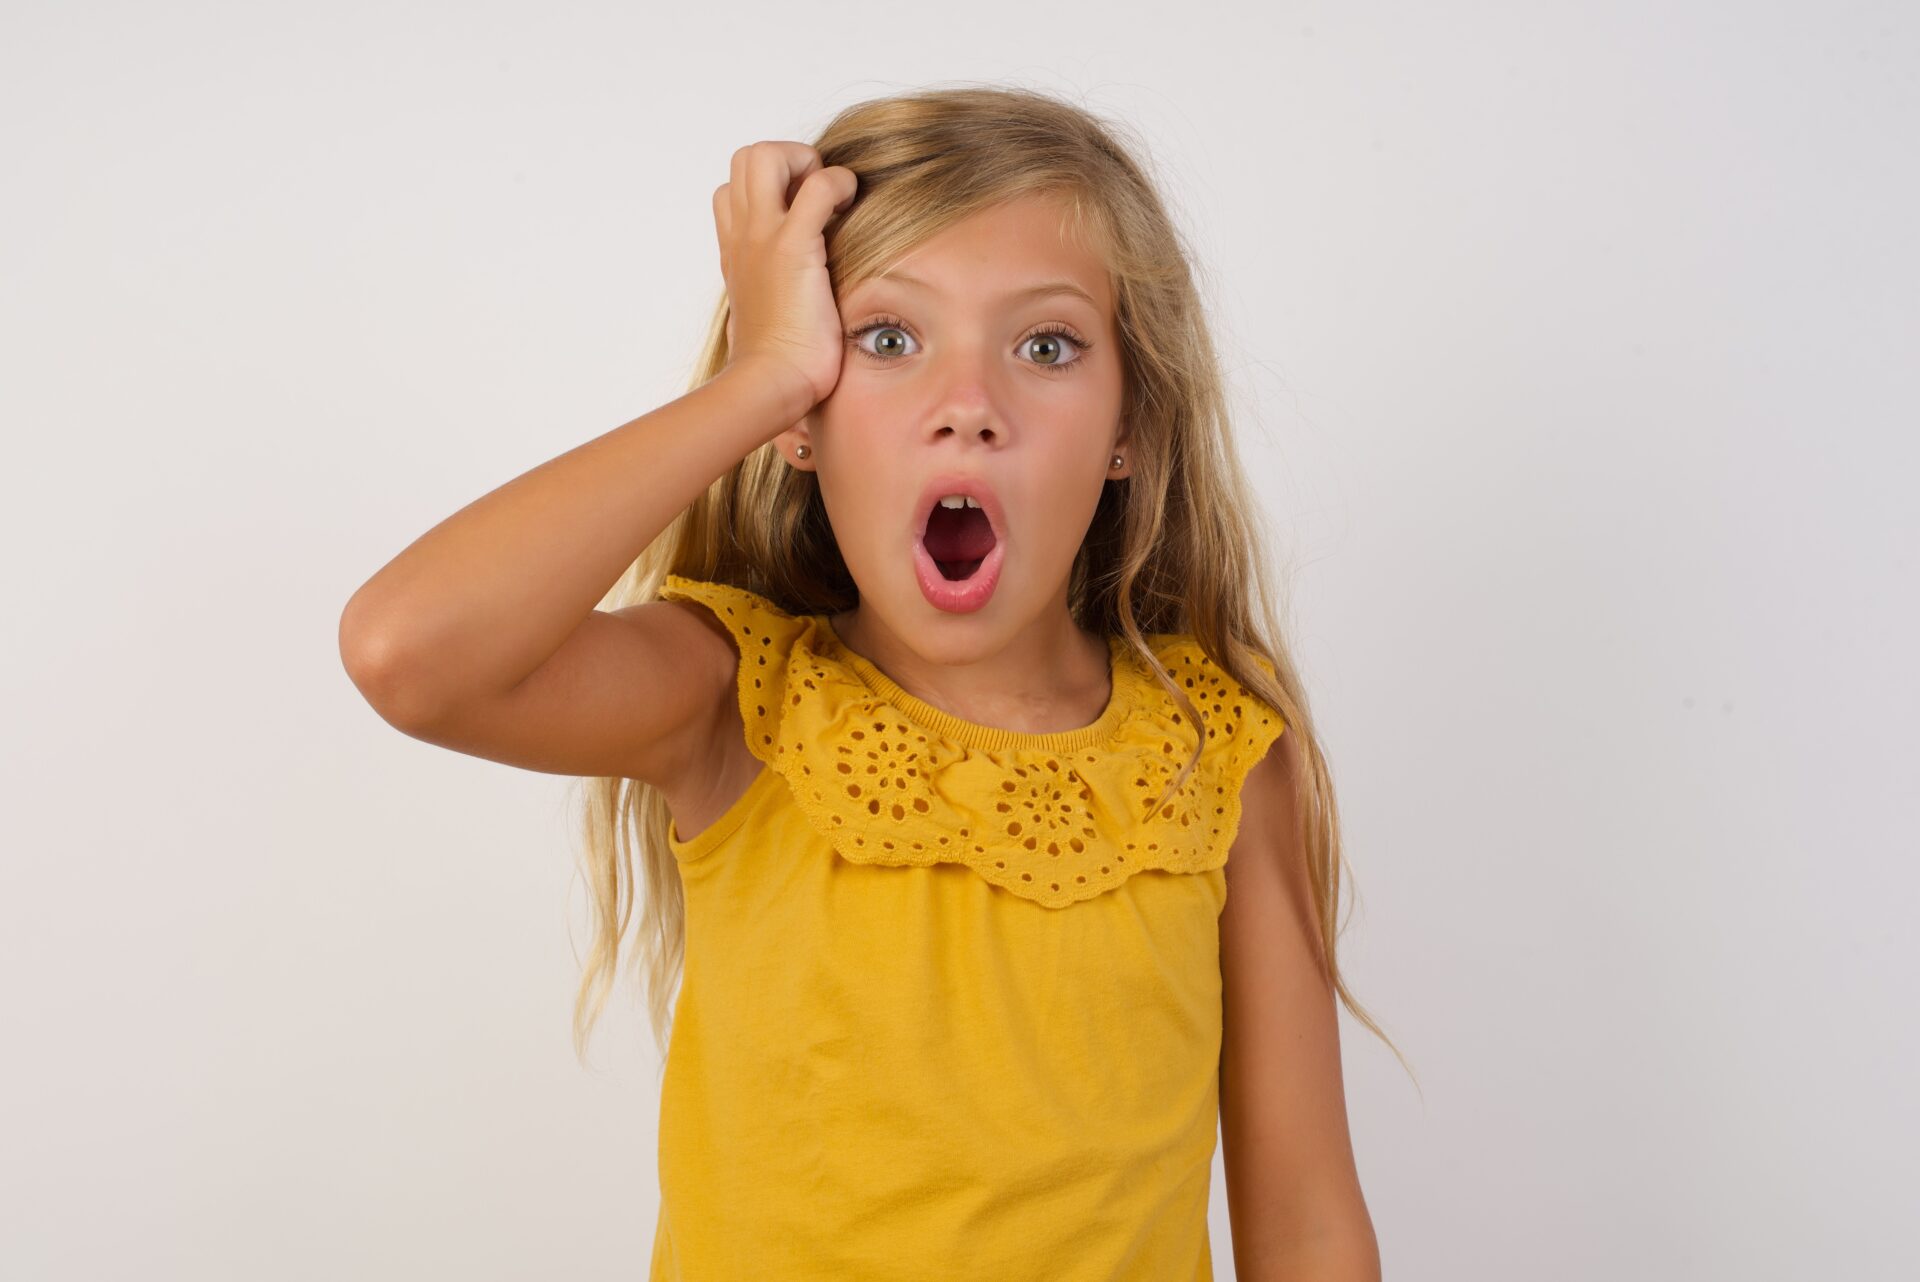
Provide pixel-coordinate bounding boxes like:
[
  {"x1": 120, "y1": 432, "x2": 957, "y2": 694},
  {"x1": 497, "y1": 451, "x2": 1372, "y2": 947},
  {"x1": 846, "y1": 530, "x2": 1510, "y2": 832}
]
[
  {"x1": 1003, "y1": 441, "x2": 1110, "y2": 543},
  {"x1": 812, "y1": 419, "x2": 905, "y2": 530},
  {"x1": 817, "y1": 376, "x2": 896, "y2": 438},
  {"x1": 813, "y1": 387, "x2": 907, "y2": 497}
]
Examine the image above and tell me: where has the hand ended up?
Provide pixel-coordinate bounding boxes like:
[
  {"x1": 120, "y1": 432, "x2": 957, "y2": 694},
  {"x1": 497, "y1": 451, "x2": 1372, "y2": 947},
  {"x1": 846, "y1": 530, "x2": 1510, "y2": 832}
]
[{"x1": 712, "y1": 141, "x2": 859, "y2": 415}]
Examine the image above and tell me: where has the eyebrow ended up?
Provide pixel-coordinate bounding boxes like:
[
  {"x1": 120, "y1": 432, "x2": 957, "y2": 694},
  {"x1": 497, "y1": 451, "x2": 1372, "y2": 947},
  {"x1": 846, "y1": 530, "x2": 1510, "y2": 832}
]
[{"x1": 869, "y1": 270, "x2": 1100, "y2": 310}]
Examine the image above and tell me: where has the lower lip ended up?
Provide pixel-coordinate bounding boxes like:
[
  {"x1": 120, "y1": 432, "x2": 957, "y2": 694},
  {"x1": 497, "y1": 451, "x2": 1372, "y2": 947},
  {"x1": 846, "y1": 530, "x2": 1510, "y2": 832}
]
[{"x1": 913, "y1": 531, "x2": 1005, "y2": 613}]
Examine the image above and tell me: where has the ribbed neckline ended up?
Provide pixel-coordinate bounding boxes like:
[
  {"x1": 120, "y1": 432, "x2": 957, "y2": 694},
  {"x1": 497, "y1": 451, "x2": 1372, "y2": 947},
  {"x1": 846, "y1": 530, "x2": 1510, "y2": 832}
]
[{"x1": 813, "y1": 616, "x2": 1138, "y2": 753}]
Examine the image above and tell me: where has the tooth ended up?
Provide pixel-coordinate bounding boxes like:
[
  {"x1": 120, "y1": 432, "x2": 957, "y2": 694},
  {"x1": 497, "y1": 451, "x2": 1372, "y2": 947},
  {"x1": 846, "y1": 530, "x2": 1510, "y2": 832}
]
[
  {"x1": 964, "y1": 496, "x2": 981, "y2": 508},
  {"x1": 937, "y1": 495, "x2": 967, "y2": 508}
]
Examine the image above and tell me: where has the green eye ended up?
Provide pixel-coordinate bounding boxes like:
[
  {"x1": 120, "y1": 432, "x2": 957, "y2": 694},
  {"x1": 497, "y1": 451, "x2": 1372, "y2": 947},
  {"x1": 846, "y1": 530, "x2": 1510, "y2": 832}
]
[
  {"x1": 842, "y1": 316, "x2": 1094, "y2": 375},
  {"x1": 844, "y1": 315, "x2": 920, "y2": 362},
  {"x1": 1023, "y1": 329, "x2": 1082, "y2": 368}
]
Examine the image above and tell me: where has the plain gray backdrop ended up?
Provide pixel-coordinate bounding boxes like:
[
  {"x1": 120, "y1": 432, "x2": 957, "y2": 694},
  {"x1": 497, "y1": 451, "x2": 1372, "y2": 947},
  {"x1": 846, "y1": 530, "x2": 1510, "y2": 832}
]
[{"x1": 3, "y1": 1, "x2": 1915, "y2": 1278}]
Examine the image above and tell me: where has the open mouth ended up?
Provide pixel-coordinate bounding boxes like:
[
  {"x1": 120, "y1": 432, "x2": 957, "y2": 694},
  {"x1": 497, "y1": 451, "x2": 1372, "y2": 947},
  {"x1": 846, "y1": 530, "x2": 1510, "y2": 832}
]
[{"x1": 920, "y1": 495, "x2": 998, "y2": 580}]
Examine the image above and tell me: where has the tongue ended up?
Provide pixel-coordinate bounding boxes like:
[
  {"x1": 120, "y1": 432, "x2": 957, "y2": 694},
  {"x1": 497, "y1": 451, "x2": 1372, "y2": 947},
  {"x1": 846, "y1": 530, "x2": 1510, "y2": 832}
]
[{"x1": 923, "y1": 503, "x2": 996, "y2": 568}]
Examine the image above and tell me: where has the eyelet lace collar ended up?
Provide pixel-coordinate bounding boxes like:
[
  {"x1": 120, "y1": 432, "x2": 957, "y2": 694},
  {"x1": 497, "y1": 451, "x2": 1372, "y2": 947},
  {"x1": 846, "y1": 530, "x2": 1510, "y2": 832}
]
[{"x1": 659, "y1": 575, "x2": 1286, "y2": 909}]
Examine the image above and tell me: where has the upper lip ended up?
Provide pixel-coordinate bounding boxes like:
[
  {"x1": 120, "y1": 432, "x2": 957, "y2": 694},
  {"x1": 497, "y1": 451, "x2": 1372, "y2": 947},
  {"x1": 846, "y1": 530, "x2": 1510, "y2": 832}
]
[{"x1": 914, "y1": 473, "x2": 1007, "y2": 544}]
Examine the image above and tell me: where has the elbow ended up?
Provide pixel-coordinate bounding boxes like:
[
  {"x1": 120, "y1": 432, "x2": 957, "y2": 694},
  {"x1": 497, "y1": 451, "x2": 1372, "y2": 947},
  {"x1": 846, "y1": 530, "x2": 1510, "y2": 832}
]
[
  {"x1": 1243, "y1": 1228, "x2": 1381, "y2": 1282},
  {"x1": 338, "y1": 591, "x2": 448, "y2": 732},
  {"x1": 1232, "y1": 1200, "x2": 1381, "y2": 1282},
  {"x1": 1312, "y1": 1221, "x2": 1381, "y2": 1282}
]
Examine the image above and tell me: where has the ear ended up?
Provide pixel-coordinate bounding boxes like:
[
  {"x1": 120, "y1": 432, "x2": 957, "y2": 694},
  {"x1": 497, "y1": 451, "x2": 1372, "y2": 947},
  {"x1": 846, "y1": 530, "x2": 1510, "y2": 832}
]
[
  {"x1": 1108, "y1": 418, "x2": 1133, "y2": 480},
  {"x1": 775, "y1": 416, "x2": 817, "y2": 471}
]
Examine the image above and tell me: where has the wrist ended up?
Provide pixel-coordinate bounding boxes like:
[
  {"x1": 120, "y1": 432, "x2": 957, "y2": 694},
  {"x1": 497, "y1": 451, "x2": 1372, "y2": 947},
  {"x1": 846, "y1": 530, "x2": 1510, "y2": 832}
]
[{"x1": 719, "y1": 356, "x2": 820, "y2": 429}]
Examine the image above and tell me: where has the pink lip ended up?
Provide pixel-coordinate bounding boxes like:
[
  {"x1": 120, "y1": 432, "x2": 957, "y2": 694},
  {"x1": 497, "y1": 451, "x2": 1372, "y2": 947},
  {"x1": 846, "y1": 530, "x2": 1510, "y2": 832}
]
[
  {"x1": 912, "y1": 472, "x2": 1008, "y2": 614},
  {"x1": 913, "y1": 535, "x2": 1004, "y2": 613}
]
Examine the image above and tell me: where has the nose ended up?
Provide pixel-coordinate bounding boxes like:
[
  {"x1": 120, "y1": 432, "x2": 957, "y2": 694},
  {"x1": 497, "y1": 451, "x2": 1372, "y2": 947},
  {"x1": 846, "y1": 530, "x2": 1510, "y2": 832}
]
[{"x1": 924, "y1": 344, "x2": 1000, "y2": 447}]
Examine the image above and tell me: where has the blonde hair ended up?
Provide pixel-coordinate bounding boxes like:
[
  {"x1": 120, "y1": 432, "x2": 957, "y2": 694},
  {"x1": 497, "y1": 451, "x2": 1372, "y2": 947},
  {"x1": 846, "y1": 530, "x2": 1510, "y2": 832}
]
[{"x1": 569, "y1": 82, "x2": 1411, "y2": 1088}]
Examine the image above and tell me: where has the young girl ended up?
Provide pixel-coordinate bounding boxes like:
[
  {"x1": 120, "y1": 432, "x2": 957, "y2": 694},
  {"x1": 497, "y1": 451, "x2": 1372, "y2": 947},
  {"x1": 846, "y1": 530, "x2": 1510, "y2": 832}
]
[{"x1": 342, "y1": 85, "x2": 1394, "y2": 1281}]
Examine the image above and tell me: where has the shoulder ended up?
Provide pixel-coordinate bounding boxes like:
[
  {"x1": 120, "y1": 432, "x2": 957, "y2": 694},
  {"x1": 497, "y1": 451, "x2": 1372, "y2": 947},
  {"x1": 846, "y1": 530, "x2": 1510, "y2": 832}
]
[
  {"x1": 658, "y1": 574, "x2": 816, "y2": 662},
  {"x1": 628, "y1": 577, "x2": 760, "y2": 703},
  {"x1": 1138, "y1": 634, "x2": 1286, "y2": 752},
  {"x1": 655, "y1": 574, "x2": 833, "y2": 767},
  {"x1": 1224, "y1": 723, "x2": 1301, "y2": 879},
  {"x1": 638, "y1": 576, "x2": 823, "y2": 831},
  {"x1": 1132, "y1": 633, "x2": 1289, "y2": 865}
]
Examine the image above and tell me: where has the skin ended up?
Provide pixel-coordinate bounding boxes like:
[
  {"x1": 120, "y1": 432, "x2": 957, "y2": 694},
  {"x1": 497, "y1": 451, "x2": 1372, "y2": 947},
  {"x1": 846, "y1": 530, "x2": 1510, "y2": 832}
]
[
  {"x1": 340, "y1": 141, "x2": 1377, "y2": 1277},
  {"x1": 1222, "y1": 732, "x2": 1383, "y2": 1280},
  {"x1": 775, "y1": 193, "x2": 1133, "y2": 736},
  {"x1": 778, "y1": 189, "x2": 1379, "y2": 1279}
]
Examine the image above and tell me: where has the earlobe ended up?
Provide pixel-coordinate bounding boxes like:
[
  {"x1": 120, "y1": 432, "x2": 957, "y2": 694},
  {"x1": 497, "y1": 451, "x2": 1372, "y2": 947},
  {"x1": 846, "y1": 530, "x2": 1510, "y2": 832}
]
[{"x1": 778, "y1": 425, "x2": 816, "y2": 469}]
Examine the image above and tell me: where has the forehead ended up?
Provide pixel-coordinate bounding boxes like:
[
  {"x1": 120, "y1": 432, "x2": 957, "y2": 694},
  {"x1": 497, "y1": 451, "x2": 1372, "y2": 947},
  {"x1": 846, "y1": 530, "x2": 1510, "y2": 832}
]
[{"x1": 843, "y1": 194, "x2": 1113, "y2": 315}]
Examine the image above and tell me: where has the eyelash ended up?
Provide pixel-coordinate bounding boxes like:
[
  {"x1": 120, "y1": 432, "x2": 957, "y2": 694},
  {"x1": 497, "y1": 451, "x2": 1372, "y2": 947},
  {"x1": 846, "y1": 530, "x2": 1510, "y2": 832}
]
[{"x1": 843, "y1": 313, "x2": 1094, "y2": 375}]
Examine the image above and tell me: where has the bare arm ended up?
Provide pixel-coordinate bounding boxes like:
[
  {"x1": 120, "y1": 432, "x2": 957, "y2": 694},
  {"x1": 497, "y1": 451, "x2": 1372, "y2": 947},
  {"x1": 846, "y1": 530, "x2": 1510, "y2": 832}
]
[
  {"x1": 338, "y1": 141, "x2": 859, "y2": 795},
  {"x1": 1219, "y1": 731, "x2": 1381, "y2": 1281},
  {"x1": 337, "y1": 362, "x2": 808, "y2": 779}
]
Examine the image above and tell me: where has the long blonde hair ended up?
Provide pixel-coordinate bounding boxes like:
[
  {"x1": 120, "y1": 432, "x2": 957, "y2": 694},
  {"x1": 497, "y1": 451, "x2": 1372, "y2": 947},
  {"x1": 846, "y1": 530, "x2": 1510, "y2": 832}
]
[{"x1": 569, "y1": 82, "x2": 1410, "y2": 1087}]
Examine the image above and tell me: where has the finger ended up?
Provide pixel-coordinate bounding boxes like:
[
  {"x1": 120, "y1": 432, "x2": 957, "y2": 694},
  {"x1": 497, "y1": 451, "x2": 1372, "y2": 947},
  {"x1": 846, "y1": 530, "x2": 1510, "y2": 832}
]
[
  {"x1": 783, "y1": 165, "x2": 860, "y2": 236},
  {"x1": 729, "y1": 145, "x2": 752, "y2": 241},
  {"x1": 745, "y1": 141, "x2": 824, "y2": 237},
  {"x1": 711, "y1": 182, "x2": 733, "y2": 277}
]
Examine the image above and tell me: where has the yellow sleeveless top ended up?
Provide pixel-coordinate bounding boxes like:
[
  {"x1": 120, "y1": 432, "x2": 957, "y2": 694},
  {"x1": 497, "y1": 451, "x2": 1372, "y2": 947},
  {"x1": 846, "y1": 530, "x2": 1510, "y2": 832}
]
[{"x1": 648, "y1": 575, "x2": 1286, "y2": 1281}]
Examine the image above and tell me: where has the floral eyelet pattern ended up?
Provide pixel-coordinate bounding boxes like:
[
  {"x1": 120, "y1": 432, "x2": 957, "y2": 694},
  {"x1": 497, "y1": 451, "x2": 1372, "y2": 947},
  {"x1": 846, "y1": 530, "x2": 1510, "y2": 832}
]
[{"x1": 659, "y1": 575, "x2": 1287, "y2": 909}]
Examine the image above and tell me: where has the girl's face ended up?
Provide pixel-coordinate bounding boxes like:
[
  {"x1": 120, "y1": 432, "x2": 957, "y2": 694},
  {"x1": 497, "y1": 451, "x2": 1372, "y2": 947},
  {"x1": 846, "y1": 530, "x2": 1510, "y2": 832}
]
[{"x1": 783, "y1": 193, "x2": 1130, "y2": 658}]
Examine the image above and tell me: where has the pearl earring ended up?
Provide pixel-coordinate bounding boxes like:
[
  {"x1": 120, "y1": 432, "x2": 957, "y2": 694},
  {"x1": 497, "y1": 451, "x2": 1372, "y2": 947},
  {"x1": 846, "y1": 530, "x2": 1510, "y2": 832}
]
[
  {"x1": 795, "y1": 444, "x2": 811, "y2": 461},
  {"x1": 1110, "y1": 454, "x2": 1124, "y2": 469}
]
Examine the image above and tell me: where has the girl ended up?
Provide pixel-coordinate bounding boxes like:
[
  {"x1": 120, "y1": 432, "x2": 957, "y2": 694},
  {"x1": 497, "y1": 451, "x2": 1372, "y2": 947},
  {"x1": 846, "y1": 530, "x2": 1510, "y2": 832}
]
[{"x1": 341, "y1": 85, "x2": 1394, "y2": 1281}]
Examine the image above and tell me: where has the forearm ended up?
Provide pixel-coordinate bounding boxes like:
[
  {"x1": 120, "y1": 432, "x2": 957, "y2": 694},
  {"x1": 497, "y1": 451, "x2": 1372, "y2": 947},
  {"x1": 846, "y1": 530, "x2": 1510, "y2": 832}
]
[
  {"x1": 339, "y1": 358, "x2": 809, "y2": 718},
  {"x1": 1228, "y1": 1201, "x2": 1381, "y2": 1282}
]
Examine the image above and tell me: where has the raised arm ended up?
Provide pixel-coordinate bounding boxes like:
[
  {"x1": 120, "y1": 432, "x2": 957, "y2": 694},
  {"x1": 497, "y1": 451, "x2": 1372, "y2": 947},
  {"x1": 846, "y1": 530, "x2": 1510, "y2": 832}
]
[
  {"x1": 337, "y1": 142, "x2": 857, "y2": 804},
  {"x1": 338, "y1": 365, "x2": 805, "y2": 778}
]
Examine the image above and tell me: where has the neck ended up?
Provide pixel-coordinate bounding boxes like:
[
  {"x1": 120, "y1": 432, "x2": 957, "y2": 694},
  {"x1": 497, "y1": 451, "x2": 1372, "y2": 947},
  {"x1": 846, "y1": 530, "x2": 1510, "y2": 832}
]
[{"x1": 826, "y1": 603, "x2": 1113, "y2": 736}]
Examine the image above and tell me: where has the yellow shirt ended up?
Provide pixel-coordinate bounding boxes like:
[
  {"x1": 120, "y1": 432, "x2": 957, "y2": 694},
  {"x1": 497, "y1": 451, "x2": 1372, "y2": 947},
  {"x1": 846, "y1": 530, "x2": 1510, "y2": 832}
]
[{"x1": 649, "y1": 575, "x2": 1286, "y2": 1281}]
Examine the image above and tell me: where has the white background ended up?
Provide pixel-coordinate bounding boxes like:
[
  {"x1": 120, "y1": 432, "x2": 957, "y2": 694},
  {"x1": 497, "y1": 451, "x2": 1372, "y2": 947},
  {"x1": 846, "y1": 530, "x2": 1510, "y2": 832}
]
[{"x1": 3, "y1": 1, "x2": 1915, "y2": 1278}]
